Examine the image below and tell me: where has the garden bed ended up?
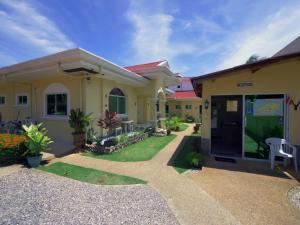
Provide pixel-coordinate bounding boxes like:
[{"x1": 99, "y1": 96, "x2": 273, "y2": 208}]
[
  {"x1": 0, "y1": 134, "x2": 27, "y2": 165},
  {"x1": 85, "y1": 132, "x2": 149, "y2": 154},
  {"x1": 83, "y1": 134, "x2": 176, "y2": 162}
]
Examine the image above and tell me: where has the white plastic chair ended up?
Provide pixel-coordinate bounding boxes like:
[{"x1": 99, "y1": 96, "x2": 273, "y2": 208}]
[{"x1": 265, "y1": 138, "x2": 298, "y2": 172}]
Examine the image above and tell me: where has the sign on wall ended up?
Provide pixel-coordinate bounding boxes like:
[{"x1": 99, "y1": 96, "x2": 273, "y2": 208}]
[{"x1": 237, "y1": 82, "x2": 253, "y2": 88}]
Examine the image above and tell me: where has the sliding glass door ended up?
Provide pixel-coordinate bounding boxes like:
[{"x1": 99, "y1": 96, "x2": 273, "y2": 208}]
[{"x1": 244, "y1": 94, "x2": 285, "y2": 159}]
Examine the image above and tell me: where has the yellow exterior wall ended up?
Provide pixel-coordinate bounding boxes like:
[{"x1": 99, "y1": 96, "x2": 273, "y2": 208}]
[
  {"x1": 200, "y1": 58, "x2": 300, "y2": 148},
  {"x1": 0, "y1": 73, "x2": 169, "y2": 154},
  {"x1": 0, "y1": 82, "x2": 31, "y2": 121},
  {"x1": 167, "y1": 99, "x2": 202, "y2": 120},
  {"x1": 32, "y1": 76, "x2": 82, "y2": 153}
]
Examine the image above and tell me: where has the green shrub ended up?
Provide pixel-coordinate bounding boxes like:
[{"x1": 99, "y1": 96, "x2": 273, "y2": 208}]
[
  {"x1": 0, "y1": 134, "x2": 27, "y2": 165},
  {"x1": 166, "y1": 116, "x2": 182, "y2": 131},
  {"x1": 185, "y1": 151, "x2": 204, "y2": 167},
  {"x1": 117, "y1": 134, "x2": 129, "y2": 144}
]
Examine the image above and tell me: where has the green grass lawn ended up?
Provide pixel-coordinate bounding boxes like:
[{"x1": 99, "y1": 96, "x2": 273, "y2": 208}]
[
  {"x1": 83, "y1": 134, "x2": 176, "y2": 162},
  {"x1": 38, "y1": 162, "x2": 146, "y2": 185},
  {"x1": 178, "y1": 123, "x2": 188, "y2": 131},
  {"x1": 172, "y1": 133, "x2": 201, "y2": 173}
]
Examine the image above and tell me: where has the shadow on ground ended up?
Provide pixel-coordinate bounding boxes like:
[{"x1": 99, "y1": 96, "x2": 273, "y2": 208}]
[{"x1": 168, "y1": 134, "x2": 300, "y2": 181}]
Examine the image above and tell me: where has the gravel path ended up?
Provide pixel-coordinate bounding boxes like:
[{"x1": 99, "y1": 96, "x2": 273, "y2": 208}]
[
  {"x1": 288, "y1": 185, "x2": 300, "y2": 211},
  {"x1": 0, "y1": 169, "x2": 179, "y2": 225}
]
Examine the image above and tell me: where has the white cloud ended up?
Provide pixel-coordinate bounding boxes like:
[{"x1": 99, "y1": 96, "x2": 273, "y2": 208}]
[
  {"x1": 0, "y1": 0, "x2": 75, "y2": 54},
  {"x1": 217, "y1": 6, "x2": 300, "y2": 70},
  {"x1": 183, "y1": 16, "x2": 221, "y2": 33},
  {"x1": 126, "y1": 0, "x2": 196, "y2": 65}
]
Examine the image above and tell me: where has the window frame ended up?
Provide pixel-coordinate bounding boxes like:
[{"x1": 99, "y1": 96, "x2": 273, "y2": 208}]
[
  {"x1": 43, "y1": 83, "x2": 70, "y2": 120},
  {"x1": 185, "y1": 105, "x2": 192, "y2": 110},
  {"x1": 175, "y1": 105, "x2": 181, "y2": 109},
  {"x1": 16, "y1": 93, "x2": 29, "y2": 106},
  {"x1": 0, "y1": 95, "x2": 6, "y2": 106},
  {"x1": 108, "y1": 88, "x2": 127, "y2": 116},
  {"x1": 45, "y1": 93, "x2": 68, "y2": 117}
]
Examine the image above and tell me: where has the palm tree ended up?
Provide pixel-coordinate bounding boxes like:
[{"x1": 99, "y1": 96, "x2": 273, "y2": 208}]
[{"x1": 245, "y1": 54, "x2": 260, "y2": 64}]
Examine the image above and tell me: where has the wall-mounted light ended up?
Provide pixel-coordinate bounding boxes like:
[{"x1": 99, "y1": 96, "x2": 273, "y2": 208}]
[
  {"x1": 134, "y1": 102, "x2": 136, "y2": 106},
  {"x1": 105, "y1": 94, "x2": 107, "y2": 98},
  {"x1": 204, "y1": 100, "x2": 209, "y2": 109}
]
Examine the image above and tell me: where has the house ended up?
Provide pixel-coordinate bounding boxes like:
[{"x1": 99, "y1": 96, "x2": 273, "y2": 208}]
[
  {"x1": 0, "y1": 48, "x2": 180, "y2": 155},
  {"x1": 191, "y1": 37, "x2": 300, "y2": 162},
  {"x1": 166, "y1": 77, "x2": 202, "y2": 121}
]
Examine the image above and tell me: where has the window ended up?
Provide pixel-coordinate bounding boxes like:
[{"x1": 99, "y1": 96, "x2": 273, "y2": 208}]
[
  {"x1": 0, "y1": 96, "x2": 5, "y2": 105},
  {"x1": 44, "y1": 83, "x2": 69, "y2": 118},
  {"x1": 46, "y1": 94, "x2": 67, "y2": 116},
  {"x1": 109, "y1": 88, "x2": 126, "y2": 114},
  {"x1": 16, "y1": 94, "x2": 28, "y2": 106},
  {"x1": 185, "y1": 105, "x2": 192, "y2": 110},
  {"x1": 226, "y1": 100, "x2": 238, "y2": 112},
  {"x1": 175, "y1": 105, "x2": 181, "y2": 109}
]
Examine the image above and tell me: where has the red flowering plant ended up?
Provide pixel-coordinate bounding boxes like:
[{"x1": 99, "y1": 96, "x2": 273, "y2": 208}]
[
  {"x1": 98, "y1": 110, "x2": 121, "y2": 135},
  {"x1": 0, "y1": 134, "x2": 27, "y2": 165}
]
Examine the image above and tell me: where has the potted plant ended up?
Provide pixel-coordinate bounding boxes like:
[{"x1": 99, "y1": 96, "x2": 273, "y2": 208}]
[
  {"x1": 193, "y1": 123, "x2": 200, "y2": 133},
  {"x1": 185, "y1": 151, "x2": 204, "y2": 170},
  {"x1": 68, "y1": 109, "x2": 92, "y2": 150},
  {"x1": 22, "y1": 123, "x2": 53, "y2": 167}
]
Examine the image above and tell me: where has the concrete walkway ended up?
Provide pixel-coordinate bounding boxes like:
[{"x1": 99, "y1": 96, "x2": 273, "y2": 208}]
[{"x1": 55, "y1": 124, "x2": 241, "y2": 225}]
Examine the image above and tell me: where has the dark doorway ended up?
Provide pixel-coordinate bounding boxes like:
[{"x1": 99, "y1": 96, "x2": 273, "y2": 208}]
[{"x1": 211, "y1": 95, "x2": 243, "y2": 157}]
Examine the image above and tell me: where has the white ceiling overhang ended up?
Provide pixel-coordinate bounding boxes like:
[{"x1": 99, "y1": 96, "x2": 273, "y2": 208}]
[
  {"x1": 0, "y1": 48, "x2": 149, "y2": 87},
  {"x1": 142, "y1": 67, "x2": 181, "y2": 86}
]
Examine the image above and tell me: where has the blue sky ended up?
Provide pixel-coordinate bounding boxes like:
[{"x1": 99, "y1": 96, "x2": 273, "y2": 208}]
[{"x1": 0, "y1": 0, "x2": 300, "y2": 76}]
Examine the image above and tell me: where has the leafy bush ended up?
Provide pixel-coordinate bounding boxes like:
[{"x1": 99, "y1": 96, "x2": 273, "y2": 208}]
[
  {"x1": 0, "y1": 134, "x2": 27, "y2": 165},
  {"x1": 166, "y1": 116, "x2": 182, "y2": 131},
  {"x1": 185, "y1": 151, "x2": 204, "y2": 167},
  {"x1": 117, "y1": 134, "x2": 129, "y2": 144},
  {"x1": 87, "y1": 125, "x2": 97, "y2": 144},
  {"x1": 22, "y1": 123, "x2": 53, "y2": 157}
]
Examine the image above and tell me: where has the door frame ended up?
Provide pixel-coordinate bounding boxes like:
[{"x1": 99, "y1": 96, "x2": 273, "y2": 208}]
[
  {"x1": 210, "y1": 94, "x2": 244, "y2": 158},
  {"x1": 209, "y1": 93, "x2": 288, "y2": 162}
]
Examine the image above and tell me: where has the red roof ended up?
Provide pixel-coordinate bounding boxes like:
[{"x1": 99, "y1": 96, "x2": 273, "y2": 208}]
[
  {"x1": 125, "y1": 60, "x2": 165, "y2": 74},
  {"x1": 168, "y1": 91, "x2": 198, "y2": 99}
]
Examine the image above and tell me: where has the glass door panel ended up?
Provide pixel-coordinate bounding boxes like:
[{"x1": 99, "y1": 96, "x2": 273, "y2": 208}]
[{"x1": 244, "y1": 94, "x2": 284, "y2": 159}]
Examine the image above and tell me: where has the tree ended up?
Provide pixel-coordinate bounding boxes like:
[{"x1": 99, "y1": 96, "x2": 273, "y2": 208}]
[{"x1": 245, "y1": 54, "x2": 267, "y2": 64}]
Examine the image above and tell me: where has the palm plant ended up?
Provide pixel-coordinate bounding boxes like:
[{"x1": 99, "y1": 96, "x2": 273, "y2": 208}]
[
  {"x1": 68, "y1": 108, "x2": 92, "y2": 149},
  {"x1": 68, "y1": 108, "x2": 92, "y2": 134}
]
